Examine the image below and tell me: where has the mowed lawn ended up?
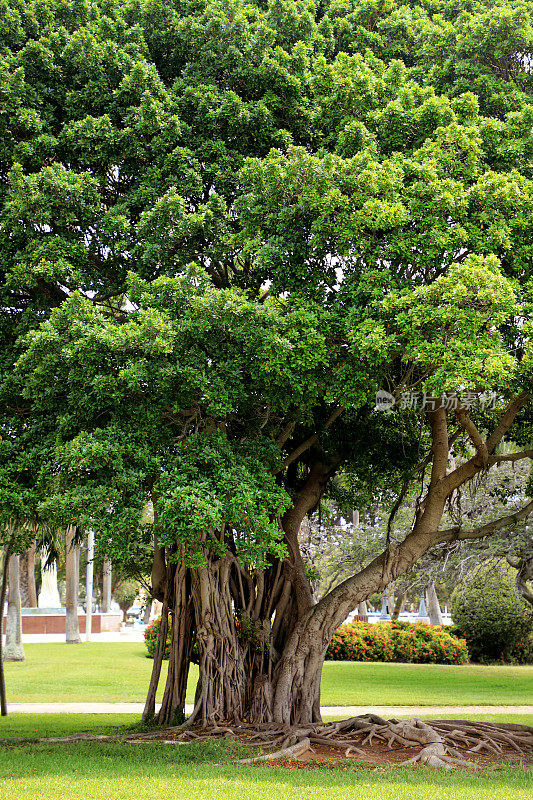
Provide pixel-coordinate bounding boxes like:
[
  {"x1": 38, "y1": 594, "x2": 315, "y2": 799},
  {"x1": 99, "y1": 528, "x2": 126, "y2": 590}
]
[
  {"x1": 3, "y1": 643, "x2": 533, "y2": 705},
  {"x1": 0, "y1": 737, "x2": 530, "y2": 800},
  {"x1": 320, "y1": 660, "x2": 533, "y2": 706}
]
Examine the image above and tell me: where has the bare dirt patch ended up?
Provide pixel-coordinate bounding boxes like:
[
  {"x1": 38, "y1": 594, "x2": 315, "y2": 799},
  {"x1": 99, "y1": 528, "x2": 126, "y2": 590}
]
[{"x1": 262, "y1": 737, "x2": 533, "y2": 771}]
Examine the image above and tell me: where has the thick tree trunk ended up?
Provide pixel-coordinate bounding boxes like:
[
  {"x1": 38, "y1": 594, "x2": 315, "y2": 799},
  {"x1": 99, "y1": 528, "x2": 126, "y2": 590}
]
[
  {"x1": 143, "y1": 602, "x2": 152, "y2": 624},
  {"x1": 198, "y1": 466, "x2": 332, "y2": 726},
  {"x1": 188, "y1": 557, "x2": 249, "y2": 725},
  {"x1": 85, "y1": 530, "x2": 94, "y2": 641},
  {"x1": 426, "y1": 582, "x2": 443, "y2": 625},
  {"x1": 182, "y1": 557, "x2": 317, "y2": 726},
  {"x1": 19, "y1": 553, "x2": 30, "y2": 608},
  {"x1": 392, "y1": 592, "x2": 405, "y2": 621},
  {"x1": 102, "y1": 557, "x2": 112, "y2": 612},
  {"x1": 65, "y1": 525, "x2": 81, "y2": 644},
  {"x1": 4, "y1": 555, "x2": 24, "y2": 662},
  {"x1": 19, "y1": 542, "x2": 37, "y2": 608},
  {"x1": 271, "y1": 618, "x2": 325, "y2": 725}
]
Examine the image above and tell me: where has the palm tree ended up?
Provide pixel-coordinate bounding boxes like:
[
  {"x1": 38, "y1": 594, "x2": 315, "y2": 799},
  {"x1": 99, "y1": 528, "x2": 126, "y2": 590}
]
[
  {"x1": 4, "y1": 553, "x2": 25, "y2": 661},
  {"x1": 65, "y1": 525, "x2": 81, "y2": 644}
]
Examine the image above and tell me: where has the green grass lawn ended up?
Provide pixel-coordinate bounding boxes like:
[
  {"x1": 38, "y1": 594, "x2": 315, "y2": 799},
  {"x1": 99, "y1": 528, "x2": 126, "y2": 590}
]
[
  {"x1": 3, "y1": 643, "x2": 172, "y2": 704},
  {"x1": 0, "y1": 714, "x2": 139, "y2": 739},
  {"x1": 0, "y1": 736, "x2": 530, "y2": 800},
  {"x1": 0, "y1": 716, "x2": 531, "y2": 800},
  {"x1": 4, "y1": 643, "x2": 532, "y2": 706},
  {"x1": 320, "y1": 661, "x2": 533, "y2": 706}
]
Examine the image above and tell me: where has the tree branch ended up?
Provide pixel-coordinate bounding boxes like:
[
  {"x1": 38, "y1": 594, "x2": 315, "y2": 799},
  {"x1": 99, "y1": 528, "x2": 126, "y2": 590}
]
[
  {"x1": 442, "y1": 393, "x2": 531, "y2": 495},
  {"x1": 276, "y1": 420, "x2": 296, "y2": 449},
  {"x1": 428, "y1": 406, "x2": 449, "y2": 489},
  {"x1": 456, "y1": 407, "x2": 488, "y2": 466},
  {"x1": 486, "y1": 393, "x2": 530, "y2": 453},
  {"x1": 435, "y1": 499, "x2": 533, "y2": 543},
  {"x1": 386, "y1": 425, "x2": 463, "y2": 539},
  {"x1": 277, "y1": 406, "x2": 344, "y2": 473},
  {"x1": 488, "y1": 449, "x2": 533, "y2": 465}
]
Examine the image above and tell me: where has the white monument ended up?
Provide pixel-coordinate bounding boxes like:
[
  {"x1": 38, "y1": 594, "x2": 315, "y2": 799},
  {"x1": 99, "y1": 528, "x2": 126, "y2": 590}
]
[
  {"x1": 38, "y1": 549, "x2": 61, "y2": 608},
  {"x1": 417, "y1": 590, "x2": 430, "y2": 624}
]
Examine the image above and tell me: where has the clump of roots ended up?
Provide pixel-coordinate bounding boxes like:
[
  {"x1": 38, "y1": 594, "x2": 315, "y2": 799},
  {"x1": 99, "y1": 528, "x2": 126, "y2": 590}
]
[
  {"x1": 227, "y1": 716, "x2": 533, "y2": 768},
  {"x1": 7, "y1": 715, "x2": 533, "y2": 769}
]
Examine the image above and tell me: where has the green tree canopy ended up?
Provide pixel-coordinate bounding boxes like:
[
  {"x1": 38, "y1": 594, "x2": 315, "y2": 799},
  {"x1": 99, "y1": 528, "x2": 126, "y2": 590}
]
[{"x1": 1, "y1": 0, "x2": 533, "y2": 726}]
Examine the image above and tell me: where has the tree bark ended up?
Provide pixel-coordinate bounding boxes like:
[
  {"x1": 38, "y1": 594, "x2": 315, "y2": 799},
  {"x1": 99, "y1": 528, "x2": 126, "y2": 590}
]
[
  {"x1": 142, "y1": 598, "x2": 169, "y2": 722},
  {"x1": 65, "y1": 525, "x2": 81, "y2": 644},
  {"x1": 271, "y1": 613, "x2": 325, "y2": 725},
  {"x1": 4, "y1": 554, "x2": 25, "y2": 662},
  {"x1": 19, "y1": 552, "x2": 30, "y2": 608},
  {"x1": 143, "y1": 601, "x2": 152, "y2": 624},
  {"x1": 85, "y1": 530, "x2": 94, "y2": 641},
  {"x1": 19, "y1": 542, "x2": 37, "y2": 608},
  {"x1": 102, "y1": 557, "x2": 112, "y2": 612},
  {"x1": 426, "y1": 582, "x2": 443, "y2": 625},
  {"x1": 392, "y1": 592, "x2": 405, "y2": 621},
  {"x1": 27, "y1": 541, "x2": 37, "y2": 607},
  {"x1": 188, "y1": 557, "x2": 249, "y2": 725},
  {"x1": 157, "y1": 565, "x2": 195, "y2": 725}
]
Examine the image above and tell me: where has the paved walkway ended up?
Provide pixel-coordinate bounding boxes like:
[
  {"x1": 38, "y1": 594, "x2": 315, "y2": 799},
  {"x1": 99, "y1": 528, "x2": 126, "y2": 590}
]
[{"x1": 6, "y1": 703, "x2": 533, "y2": 715}]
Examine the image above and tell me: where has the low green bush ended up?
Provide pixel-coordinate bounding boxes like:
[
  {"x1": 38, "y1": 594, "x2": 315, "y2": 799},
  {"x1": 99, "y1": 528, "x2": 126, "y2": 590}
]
[
  {"x1": 144, "y1": 616, "x2": 171, "y2": 659},
  {"x1": 326, "y1": 620, "x2": 469, "y2": 664},
  {"x1": 451, "y1": 560, "x2": 533, "y2": 663}
]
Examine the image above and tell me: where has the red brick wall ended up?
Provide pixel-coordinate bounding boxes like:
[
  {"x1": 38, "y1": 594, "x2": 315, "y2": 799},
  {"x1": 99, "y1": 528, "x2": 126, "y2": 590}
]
[{"x1": 2, "y1": 612, "x2": 122, "y2": 634}]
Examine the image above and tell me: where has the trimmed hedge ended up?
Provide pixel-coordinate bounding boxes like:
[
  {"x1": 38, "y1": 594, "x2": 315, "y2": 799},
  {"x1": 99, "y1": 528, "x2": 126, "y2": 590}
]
[
  {"x1": 326, "y1": 620, "x2": 469, "y2": 664},
  {"x1": 144, "y1": 616, "x2": 171, "y2": 659}
]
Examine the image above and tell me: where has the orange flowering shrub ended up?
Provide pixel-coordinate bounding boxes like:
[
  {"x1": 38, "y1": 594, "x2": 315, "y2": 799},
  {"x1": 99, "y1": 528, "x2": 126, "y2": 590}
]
[
  {"x1": 144, "y1": 616, "x2": 171, "y2": 659},
  {"x1": 326, "y1": 620, "x2": 469, "y2": 664}
]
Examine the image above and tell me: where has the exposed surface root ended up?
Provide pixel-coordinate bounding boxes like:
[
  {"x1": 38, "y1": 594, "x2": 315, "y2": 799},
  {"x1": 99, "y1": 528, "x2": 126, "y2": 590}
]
[
  {"x1": 237, "y1": 737, "x2": 311, "y2": 763},
  {"x1": 4, "y1": 716, "x2": 532, "y2": 769}
]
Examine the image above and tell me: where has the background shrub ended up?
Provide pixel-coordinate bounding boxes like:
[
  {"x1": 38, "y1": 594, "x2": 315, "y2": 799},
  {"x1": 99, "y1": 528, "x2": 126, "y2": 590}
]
[
  {"x1": 114, "y1": 579, "x2": 141, "y2": 622},
  {"x1": 451, "y1": 560, "x2": 533, "y2": 663},
  {"x1": 326, "y1": 620, "x2": 469, "y2": 664}
]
